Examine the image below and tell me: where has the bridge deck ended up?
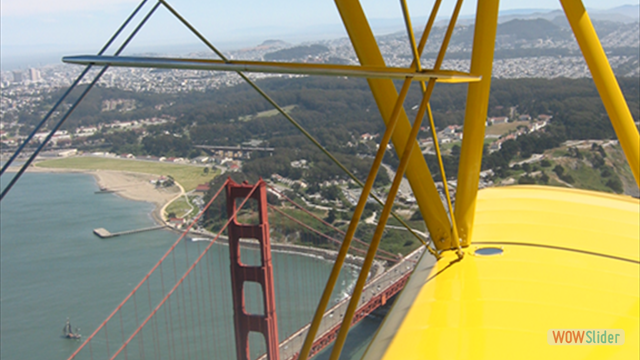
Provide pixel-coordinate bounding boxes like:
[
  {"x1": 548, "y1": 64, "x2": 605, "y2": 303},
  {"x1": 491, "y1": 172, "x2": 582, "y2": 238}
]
[{"x1": 269, "y1": 246, "x2": 428, "y2": 360}]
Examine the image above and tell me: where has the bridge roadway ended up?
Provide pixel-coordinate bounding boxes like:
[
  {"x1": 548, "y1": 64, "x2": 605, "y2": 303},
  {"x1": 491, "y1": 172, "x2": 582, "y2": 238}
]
[{"x1": 267, "y1": 246, "x2": 428, "y2": 360}]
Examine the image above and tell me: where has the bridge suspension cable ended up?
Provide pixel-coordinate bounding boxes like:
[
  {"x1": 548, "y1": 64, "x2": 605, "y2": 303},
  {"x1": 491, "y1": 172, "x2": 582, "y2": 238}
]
[
  {"x1": 266, "y1": 184, "x2": 405, "y2": 262},
  {"x1": 134, "y1": 0, "x2": 430, "y2": 247},
  {"x1": 67, "y1": 177, "x2": 231, "y2": 360},
  {"x1": 106, "y1": 181, "x2": 261, "y2": 360}
]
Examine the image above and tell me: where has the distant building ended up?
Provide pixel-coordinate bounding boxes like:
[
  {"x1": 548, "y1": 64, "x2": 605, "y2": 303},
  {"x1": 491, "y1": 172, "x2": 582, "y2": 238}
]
[
  {"x1": 489, "y1": 141, "x2": 502, "y2": 152},
  {"x1": 169, "y1": 218, "x2": 185, "y2": 226},
  {"x1": 11, "y1": 71, "x2": 24, "y2": 83},
  {"x1": 290, "y1": 159, "x2": 308, "y2": 168},
  {"x1": 360, "y1": 133, "x2": 378, "y2": 141},
  {"x1": 28, "y1": 68, "x2": 42, "y2": 82},
  {"x1": 58, "y1": 149, "x2": 78, "y2": 157},
  {"x1": 488, "y1": 116, "x2": 509, "y2": 125},
  {"x1": 442, "y1": 125, "x2": 460, "y2": 135},
  {"x1": 195, "y1": 184, "x2": 211, "y2": 193},
  {"x1": 529, "y1": 120, "x2": 548, "y2": 133}
]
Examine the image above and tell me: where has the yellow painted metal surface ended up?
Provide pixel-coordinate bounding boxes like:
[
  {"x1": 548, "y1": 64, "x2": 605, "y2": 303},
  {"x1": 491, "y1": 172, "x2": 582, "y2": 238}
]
[
  {"x1": 363, "y1": 186, "x2": 640, "y2": 360},
  {"x1": 334, "y1": 0, "x2": 454, "y2": 248},
  {"x1": 63, "y1": 56, "x2": 481, "y2": 83},
  {"x1": 472, "y1": 186, "x2": 639, "y2": 262},
  {"x1": 455, "y1": 0, "x2": 500, "y2": 247}
]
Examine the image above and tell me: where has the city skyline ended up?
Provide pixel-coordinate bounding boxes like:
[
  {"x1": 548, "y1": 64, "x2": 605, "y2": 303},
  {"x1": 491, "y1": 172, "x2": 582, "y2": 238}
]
[{"x1": 1, "y1": 0, "x2": 638, "y2": 70}]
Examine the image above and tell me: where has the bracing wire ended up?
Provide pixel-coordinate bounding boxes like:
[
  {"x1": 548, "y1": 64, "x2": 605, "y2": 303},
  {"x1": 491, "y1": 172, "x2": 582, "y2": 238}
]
[
  {"x1": 0, "y1": 0, "x2": 162, "y2": 201},
  {"x1": 157, "y1": 0, "x2": 428, "y2": 246},
  {"x1": 0, "y1": 0, "x2": 150, "y2": 177}
]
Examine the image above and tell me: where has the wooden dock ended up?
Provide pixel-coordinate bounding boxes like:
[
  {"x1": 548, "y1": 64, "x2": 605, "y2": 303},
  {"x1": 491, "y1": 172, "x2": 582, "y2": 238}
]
[{"x1": 93, "y1": 225, "x2": 167, "y2": 239}]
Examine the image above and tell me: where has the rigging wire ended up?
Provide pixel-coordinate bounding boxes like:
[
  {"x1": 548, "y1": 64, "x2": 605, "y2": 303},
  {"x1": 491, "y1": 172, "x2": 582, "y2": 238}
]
[
  {"x1": 297, "y1": 0, "x2": 446, "y2": 356},
  {"x1": 401, "y1": 0, "x2": 462, "y2": 257},
  {"x1": 0, "y1": 0, "x2": 150, "y2": 177},
  {"x1": 328, "y1": 1, "x2": 466, "y2": 359},
  {"x1": 0, "y1": 1, "x2": 162, "y2": 202},
  {"x1": 268, "y1": 205, "x2": 399, "y2": 263},
  {"x1": 266, "y1": 184, "x2": 404, "y2": 261},
  {"x1": 157, "y1": 0, "x2": 427, "y2": 246}
]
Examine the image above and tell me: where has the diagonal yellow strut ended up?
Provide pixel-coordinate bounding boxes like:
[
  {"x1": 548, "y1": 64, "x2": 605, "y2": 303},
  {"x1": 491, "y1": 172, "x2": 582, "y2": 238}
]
[
  {"x1": 560, "y1": 0, "x2": 640, "y2": 186},
  {"x1": 400, "y1": 0, "x2": 461, "y2": 255},
  {"x1": 296, "y1": 2, "x2": 446, "y2": 358},
  {"x1": 328, "y1": 1, "x2": 465, "y2": 359},
  {"x1": 158, "y1": 0, "x2": 428, "y2": 248},
  {"x1": 335, "y1": 0, "x2": 455, "y2": 250}
]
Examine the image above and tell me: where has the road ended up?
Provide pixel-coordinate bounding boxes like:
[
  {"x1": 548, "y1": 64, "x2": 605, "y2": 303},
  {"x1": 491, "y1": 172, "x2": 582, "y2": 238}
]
[{"x1": 272, "y1": 246, "x2": 427, "y2": 360}]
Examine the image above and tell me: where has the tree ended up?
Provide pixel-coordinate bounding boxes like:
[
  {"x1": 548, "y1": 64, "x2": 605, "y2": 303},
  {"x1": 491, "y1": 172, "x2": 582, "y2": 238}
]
[
  {"x1": 606, "y1": 177, "x2": 623, "y2": 193},
  {"x1": 374, "y1": 169, "x2": 390, "y2": 187},
  {"x1": 451, "y1": 144, "x2": 461, "y2": 158},
  {"x1": 518, "y1": 175, "x2": 536, "y2": 184},
  {"x1": 203, "y1": 167, "x2": 209, "y2": 174},
  {"x1": 600, "y1": 167, "x2": 613, "y2": 177},
  {"x1": 321, "y1": 186, "x2": 341, "y2": 201},
  {"x1": 539, "y1": 171, "x2": 549, "y2": 184},
  {"x1": 560, "y1": 173, "x2": 575, "y2": 184},
  {"x1": 410, "y1": 210, "x2": 423, "y2": 220},
  {"x1": 325, "y1": 209, "x2": 337, "y2": 224},
  {"x1": 266, "y1": 192, "x2": 280, "y2": 205},
  {"x1": 540, "y1": 159, "x2": 551, "y2": 167},
  {"x1": 553, "y1": 165, "x2": 564, "y2": 176},
  {"x1": 591, "y1": 154, "x2": 605, "y2": 169}
]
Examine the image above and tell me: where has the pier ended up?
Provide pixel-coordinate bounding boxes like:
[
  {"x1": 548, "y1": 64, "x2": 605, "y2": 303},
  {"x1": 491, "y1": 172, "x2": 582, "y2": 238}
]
[{"x1": 93, "y1": 225, "x2": 167, "y2": 239}]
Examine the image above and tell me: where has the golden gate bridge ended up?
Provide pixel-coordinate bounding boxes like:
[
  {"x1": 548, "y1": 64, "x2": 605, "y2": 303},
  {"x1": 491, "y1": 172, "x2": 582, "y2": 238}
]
[{"x1": 65, "y1": 178, "x2": 426, "y2": 360}]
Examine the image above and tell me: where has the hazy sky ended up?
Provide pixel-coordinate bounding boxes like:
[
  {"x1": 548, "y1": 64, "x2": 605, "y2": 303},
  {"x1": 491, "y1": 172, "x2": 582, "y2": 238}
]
[{"x1": 1, "y1": 0, "x2": 638, "y2": 69}]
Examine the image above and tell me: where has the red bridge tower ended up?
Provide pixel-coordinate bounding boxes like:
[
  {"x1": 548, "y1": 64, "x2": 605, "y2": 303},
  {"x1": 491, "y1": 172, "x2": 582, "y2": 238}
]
[{"x1": 226, "y1": 179, "x2": 280, "y2": 360}]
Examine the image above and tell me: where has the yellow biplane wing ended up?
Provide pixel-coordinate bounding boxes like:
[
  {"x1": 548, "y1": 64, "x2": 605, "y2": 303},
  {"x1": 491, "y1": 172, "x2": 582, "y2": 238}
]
[{"x1": 57, "y1": 1, "x2": 639, "y2": 359}]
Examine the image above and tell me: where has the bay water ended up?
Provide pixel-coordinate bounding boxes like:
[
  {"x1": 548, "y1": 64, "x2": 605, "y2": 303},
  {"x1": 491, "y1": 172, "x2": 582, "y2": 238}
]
[{"x1": 0, "y1": 172, "x2": 380, "y2": 359}]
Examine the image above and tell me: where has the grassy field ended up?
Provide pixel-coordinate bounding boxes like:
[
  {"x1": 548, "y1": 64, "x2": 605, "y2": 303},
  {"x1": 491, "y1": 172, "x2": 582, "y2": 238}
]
[
  {"x1": 485, "y1": 120, "x2": 529, "y2": 136},
  {"x1": 165, "y1": 195, "x2": 199, "y2": 218},
  {"x1": 35, "y1": 157, "x2": 219, "y2": 191},
  {"x1": 567, "y1": 163, "x2": 611, "y2": 193}
]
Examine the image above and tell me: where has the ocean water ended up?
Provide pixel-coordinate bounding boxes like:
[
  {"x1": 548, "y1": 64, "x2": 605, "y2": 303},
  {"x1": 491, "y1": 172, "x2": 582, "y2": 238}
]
[{"x1": 0, "y1": 172, "x2": 378, "y2": 360}]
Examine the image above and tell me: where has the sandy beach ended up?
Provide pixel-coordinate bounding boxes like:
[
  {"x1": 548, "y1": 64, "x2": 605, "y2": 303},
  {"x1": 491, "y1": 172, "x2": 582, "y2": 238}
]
[
  {"x1": 94, "y1": 170, "x2": 182, "y2": 222},
  {"x1": 7, "y1": 165, "x2": 182, "y2": 223}
]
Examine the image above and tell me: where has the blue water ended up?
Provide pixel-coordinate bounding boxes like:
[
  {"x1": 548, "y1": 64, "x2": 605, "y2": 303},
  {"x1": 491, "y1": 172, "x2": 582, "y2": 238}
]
[
  {"x1": 0, "y1": 172, "x2": 377, "y2": 359},
  {"x1": 1, "y1": 173, "x2": 180, "y2": 359}
]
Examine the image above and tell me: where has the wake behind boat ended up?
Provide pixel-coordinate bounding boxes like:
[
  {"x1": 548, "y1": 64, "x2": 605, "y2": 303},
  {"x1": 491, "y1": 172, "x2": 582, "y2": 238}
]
[{"x1": 189, "y1": 237, "x2": 211, "y2": 242}]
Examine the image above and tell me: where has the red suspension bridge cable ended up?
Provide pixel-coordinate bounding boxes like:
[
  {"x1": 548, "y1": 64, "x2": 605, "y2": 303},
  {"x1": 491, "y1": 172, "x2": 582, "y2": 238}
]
[
  {"x1": 67, "y1": 178, "x2": 230, "y2": 360},
  {"x1": 267, "y1": 184, "x2": 401, "y2": 261},
  {"x1": 268, "y1": 205, "x2": 399, "y2": 263},
  {"x1": 107, "y1": 181, "x2": 260, "y2": 360}
]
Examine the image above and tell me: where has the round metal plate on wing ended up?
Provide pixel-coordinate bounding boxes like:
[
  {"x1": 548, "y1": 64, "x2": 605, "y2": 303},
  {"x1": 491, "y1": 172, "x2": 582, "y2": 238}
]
[{"x1": 475, "y1": 247, "x2": 504, "y2": 256}]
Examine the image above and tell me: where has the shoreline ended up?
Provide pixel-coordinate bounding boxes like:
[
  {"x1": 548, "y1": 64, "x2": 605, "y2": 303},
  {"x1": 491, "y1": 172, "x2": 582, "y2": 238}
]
[
  {"x1": 11, "y1": 164, "x2": 385, "y2": 269},
  {"x1": 6, "y1": 164, "x2": 181, "y2": 225}
]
